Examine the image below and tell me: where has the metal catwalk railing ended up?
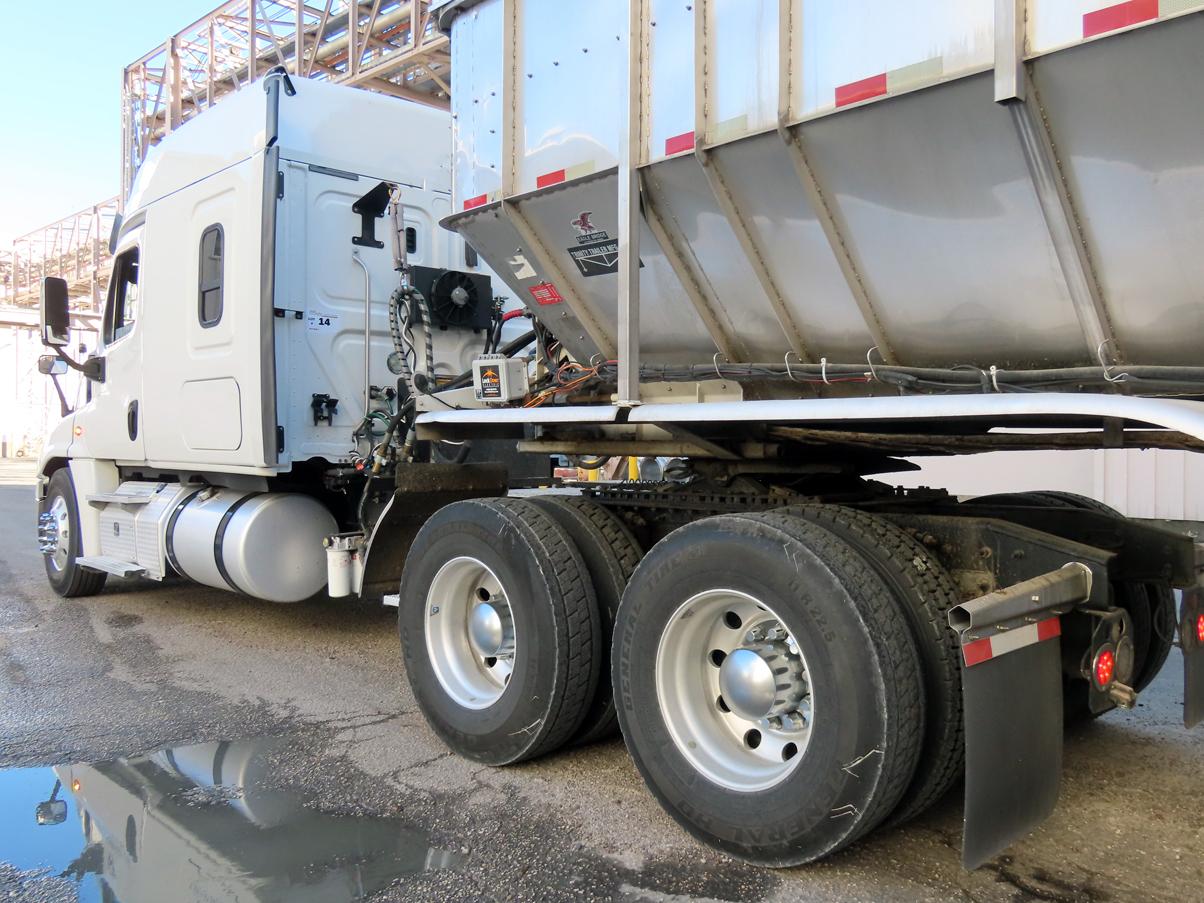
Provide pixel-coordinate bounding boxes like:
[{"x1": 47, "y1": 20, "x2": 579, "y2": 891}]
[{"x1": 122, "y1": 0, "x2": 450, "y2": 195}]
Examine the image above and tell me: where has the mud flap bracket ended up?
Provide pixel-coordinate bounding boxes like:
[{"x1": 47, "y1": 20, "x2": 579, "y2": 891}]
[{"x1": 950, "y1": 563, "x2": 1094, "y2": 869}]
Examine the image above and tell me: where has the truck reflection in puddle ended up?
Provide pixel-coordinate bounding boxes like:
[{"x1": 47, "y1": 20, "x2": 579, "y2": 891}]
[{"x1": 13, "y1": 737, "x2": 460, "y2": 902}]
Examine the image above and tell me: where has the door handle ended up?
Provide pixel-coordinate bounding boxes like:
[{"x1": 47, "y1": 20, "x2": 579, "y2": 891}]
[{"x1": 127, "y1": 400, "x2": 139, "y2": 442}]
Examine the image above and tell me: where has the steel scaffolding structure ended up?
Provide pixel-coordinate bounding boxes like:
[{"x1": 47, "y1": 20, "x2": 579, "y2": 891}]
[
  {"x1": 4, "y1": 199, "x2": 120, "y2": 311},
  {"x1": 0, "y1": 252, "x2": 12, "y2": 306},
  {"x1": 122, "y1": 0, "x2": 450, "y2": 195},
  {"x1": 6, "y1": 1, "x2": 449, "y2": 311}
]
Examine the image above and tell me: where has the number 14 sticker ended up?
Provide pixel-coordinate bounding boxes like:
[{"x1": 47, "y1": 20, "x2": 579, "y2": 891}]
[{"x1": 307, "y1": 313, "x2": 339, "y2": 332}]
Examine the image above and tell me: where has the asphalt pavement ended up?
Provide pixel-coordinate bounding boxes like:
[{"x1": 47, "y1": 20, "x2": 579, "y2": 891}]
[{"x1": 0, "y1": 478, "x2": 1201, "y2": 902}]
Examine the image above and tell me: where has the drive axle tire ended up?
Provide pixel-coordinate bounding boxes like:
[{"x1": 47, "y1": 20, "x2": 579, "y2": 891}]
[
  {"x1": 613, "y1": 513, "x2": 923, "y2": 866},
  {"x1": 40, "y1": 468, "x2": 106, "y2": 598},
  {"x1": 399, "y1": 498, "x2": 601, "y2": 765},
  {"x1": 776, "y1": 505, "x2": 964, "y2": 826},
  {"x1": 528, "y1": 496, "x2": 642, "y2": 745}
]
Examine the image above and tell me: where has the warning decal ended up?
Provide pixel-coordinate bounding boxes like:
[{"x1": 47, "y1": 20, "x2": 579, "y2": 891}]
[{"x1": 530, "y1": 282, "x2": 565, "y2": 306}]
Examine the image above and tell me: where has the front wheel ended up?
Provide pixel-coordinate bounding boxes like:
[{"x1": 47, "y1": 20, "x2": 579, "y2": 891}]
[
  {"x1": 613, "y1": 512, "x2": 924, "y2": 866},
  {"x1": 39, "y1": 468, "x2": 106, "y2": 598}
]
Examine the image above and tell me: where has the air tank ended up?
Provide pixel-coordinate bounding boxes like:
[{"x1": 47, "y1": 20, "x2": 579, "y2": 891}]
[{"x1": 167, "y1": 488, "x2": 337, "y2": 603}]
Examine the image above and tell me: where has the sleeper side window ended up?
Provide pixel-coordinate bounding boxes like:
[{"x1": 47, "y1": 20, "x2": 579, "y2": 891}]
[
  {"x1": 198, "y1": 224, "x2": 224, "y2": 328},
  {"x1": 103, "y1": 247, "x2": 140, "y2": 345}
]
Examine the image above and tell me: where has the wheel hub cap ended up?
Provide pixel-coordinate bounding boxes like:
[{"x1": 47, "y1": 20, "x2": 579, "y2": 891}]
[
  {"x1": 719, "y1": 632, "x2": 808, "y2": 721},
  {"x1": 38, "y1": 497, "x2": 70, "y2": 572},
  {"x1": 425, "y1": 557, "x2": 516, "y2": 710},
  {"x1": 655, "y1": 590, "x2": 815, "y2": 793},
  {"x1": 468, "y1": 601, "x2": 512, "y2": 657},
  {"x1": 718, "y1": 649, "x2": 776, "y2": 720}
]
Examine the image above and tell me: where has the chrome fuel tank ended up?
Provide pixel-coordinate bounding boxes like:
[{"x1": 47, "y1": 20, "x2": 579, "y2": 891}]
[
  {"x1": 168, "y1": 488, "x2": 337, "y2": 603},
  {"x1": 434, "y1": 0, "x2": 1204, "y2": 374}
]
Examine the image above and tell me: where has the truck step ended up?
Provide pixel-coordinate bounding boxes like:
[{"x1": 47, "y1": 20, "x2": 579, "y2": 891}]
[
  {"x1": 76, "y1": 556, "x2": 146, "y2": 578},
  {"x1": 86, "y1": 490, "x2": 157, "y2": 507}
]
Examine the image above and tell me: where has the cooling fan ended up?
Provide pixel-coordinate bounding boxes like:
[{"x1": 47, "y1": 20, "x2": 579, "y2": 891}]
[
  {"x1": 430, "y1": 271, "x2": 481, "y2": 328},
  {"x1": 409, "y1": 266, "x2": 495, "y2": 331}
]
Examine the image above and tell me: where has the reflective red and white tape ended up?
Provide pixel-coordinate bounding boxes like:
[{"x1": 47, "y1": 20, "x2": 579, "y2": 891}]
[
  {"x1": 961, "y1": 617, "x2": 1062, "y2": 668},
  {"x1": 836, "y1": 56, "x2": 944, "y2": 108},
  {"x1": 1084, "y1": 0, "x2": 1196, "y2": 39}
]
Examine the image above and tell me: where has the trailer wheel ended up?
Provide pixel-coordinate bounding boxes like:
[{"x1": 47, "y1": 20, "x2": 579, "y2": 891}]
[
  {"x1": 1024, "y1": 496, "x2": 1175, "y2": 690},
  {"x1": 613, "y1": 513, "x2": 923, "y2": 866},
  {"x1": 968, "y1": 490, "x2": 1118, "y2": 514},
  {"x1": 39, "y1": 469, "x2": 106, "y2": 598},
  {"x1": 968, "y1": 492, "x2": 1167, "y2": 718},
  {"x1": 776, "y1": 504, "x2": 963, "y2": 825},
  {"x1": 1137, "y1": 582, "x2": 1177, "y2": 692},
  {"x1": 528, "y1": 496, "x2": 642, "y2": 744},
  {"x1": 399, "y1": 498, "x2": 601, "y2": 765}
]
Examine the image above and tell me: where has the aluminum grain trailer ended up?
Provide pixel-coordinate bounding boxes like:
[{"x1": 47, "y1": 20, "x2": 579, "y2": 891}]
[{"x1": 407, "y1": 0, "x2": 1204, "y2": 869}]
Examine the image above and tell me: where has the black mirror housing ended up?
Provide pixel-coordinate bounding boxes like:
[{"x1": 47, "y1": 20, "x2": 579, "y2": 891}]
[
  {"x1": 40, "y1": 277, "x2": 70, "y2": 347},
  {"x1": 82, "y1": 355, "x2": 105, "y2": 383}
]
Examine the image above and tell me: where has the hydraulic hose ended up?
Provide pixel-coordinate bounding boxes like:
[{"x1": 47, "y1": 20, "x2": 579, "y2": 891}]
[{"x1": 438, "y1": 329, "x2": 537, "y2": 392}]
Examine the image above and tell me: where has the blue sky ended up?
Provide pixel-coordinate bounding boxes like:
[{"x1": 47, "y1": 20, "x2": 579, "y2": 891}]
[{"x1": 0, "y1": 0, "x2": 218, "y2": 245}]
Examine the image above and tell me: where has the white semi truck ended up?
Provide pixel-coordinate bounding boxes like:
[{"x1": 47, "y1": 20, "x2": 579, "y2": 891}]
[{"x1": 35, "y1": 0, "x2": 1204, "y2": 871}]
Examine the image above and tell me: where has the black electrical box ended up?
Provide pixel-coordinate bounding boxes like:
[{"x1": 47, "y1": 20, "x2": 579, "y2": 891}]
[{"x1": 410, "y1": 266, "x2": 494, "y2": 331}]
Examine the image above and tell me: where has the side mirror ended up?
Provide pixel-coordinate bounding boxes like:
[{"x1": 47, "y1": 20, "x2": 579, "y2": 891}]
[
  {"x1": 38, "y1": 355, "x2": 68, "y2": 377},
  {"x1": 40, "y1": 277, "x2": 70, "y2": 347},
  {"x1": 36, "y1": 799, "x2": 68, "y2": 826}
]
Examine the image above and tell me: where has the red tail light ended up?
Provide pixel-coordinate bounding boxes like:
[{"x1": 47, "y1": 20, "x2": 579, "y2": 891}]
[
  {"x1": 1196, "y1": 613, "x2": 1204, "y2": 645},
  {"x1": 1093, "y1": 647, "x2": 1116, "y2": 689}
]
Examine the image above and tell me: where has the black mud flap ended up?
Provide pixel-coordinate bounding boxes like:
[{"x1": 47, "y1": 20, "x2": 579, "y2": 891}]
[
  {"x1": 961, "y1": 640, "x2": 1063, "y2": 868},
  {"x1": 949, "y1": 564, "x2": 1094, "y2": 869},
  {"x1": 1183, "y1": 545, "x2": 1204, "y2": 729}
]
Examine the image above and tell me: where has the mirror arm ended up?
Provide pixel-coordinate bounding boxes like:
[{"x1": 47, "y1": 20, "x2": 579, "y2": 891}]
[
  {"x1": 51, "y1": 346, "x2": 85, "y2": 372},
  {"x1": 49, "y1": 375, "x2": 72, "y2": 418},
  {"x1": 52, "y1": 347, "x2": 105, "y2": 383}
]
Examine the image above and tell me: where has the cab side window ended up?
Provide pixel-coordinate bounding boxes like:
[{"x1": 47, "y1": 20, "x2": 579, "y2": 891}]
[
  {"x1": 104, "y1": 247, "x2": 140, "y2": 345},
  {"x1": 198, "y1": 225, "x2": 224, "y2": 327}
]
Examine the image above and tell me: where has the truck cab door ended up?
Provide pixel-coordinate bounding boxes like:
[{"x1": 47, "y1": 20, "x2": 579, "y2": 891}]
[
  {"x1": 74, "y1": 243, "x2": 146, "y2": 464},
  {"x1": 273, "y1": 164, "x2": 410, "y2": 464}
]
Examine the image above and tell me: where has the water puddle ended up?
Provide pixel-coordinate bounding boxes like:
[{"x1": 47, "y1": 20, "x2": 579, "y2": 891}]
[{"x1": 0, "y1": 737, "x2": 461, "y2": 902}]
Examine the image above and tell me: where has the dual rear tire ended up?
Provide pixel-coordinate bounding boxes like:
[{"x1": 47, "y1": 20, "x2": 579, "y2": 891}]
[
  {"x1": 401, "y1": 499, "x2": 963, "y2": 866},
  {"x1": 612, "y1": 510, "x2": 952, "y2": 865},
  {"x1": 399, "y1": 497, "x2": 639, "y2": 765}
]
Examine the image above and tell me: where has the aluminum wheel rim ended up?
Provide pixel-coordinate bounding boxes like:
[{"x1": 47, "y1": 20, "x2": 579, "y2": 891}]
[
  {"x1": 655, "y1": 589, "x2": 814, "y2": 792},
  {"x1": 41, "y1": 495, "x2": 70, "y2": 573},
  {"x1": 425, "y1": 556, "x2": 516, "y2": 710}
]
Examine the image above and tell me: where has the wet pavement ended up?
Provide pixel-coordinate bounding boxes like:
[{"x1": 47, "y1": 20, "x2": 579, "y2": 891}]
[
  {"x1": 1, "y1": 482, "x2": 1202, "y2": 902},
  {"x1": 1, "y1": 738, "x2": 462, "y2": 902}
]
